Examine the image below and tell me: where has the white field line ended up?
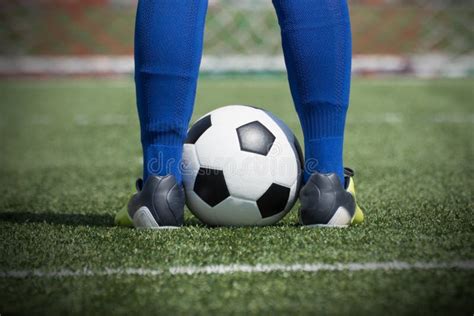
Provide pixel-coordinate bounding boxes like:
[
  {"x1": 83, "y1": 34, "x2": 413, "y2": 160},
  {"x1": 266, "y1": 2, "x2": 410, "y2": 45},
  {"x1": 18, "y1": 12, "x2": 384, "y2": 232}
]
[{"x1": 1, "y1": 261, "x2": 473, "y2": 279}]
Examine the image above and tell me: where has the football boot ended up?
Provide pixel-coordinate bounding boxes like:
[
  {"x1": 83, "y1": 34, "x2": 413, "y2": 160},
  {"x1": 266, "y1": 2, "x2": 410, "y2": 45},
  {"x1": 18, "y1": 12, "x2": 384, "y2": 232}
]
[
  {"x1": 114, "y1": 175, "x2": 184, "y2": 229},
  {"x1": 299, "y1": 167, "x2": 365, "y2": 227}
]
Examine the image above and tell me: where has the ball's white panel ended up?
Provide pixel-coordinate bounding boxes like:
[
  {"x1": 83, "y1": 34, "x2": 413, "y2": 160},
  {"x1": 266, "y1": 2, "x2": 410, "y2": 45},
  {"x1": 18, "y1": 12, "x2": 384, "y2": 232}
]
[
  {"x1": 211, "y1": 196, "x2": 261, "y2": 226},
  {"x1": 256, "y1": 111, "x2": 300, "y2": 187},
  {"x1": 185, "y1": 190, "x2": 218, "y2": 225},
  {"x1": 283, "y1": 177, "x2": 300, "y2": 213},
  {"x1": 214, "y1": 196, "x2": 286, "y2": 226},
  {"x1": 261, "y1": 109, "x2": 303, "y2": 182},
  {"x1": 263, "y1": 139, "x2": 299, "y2": 187},
  {"x1": 221, "y1": 107, "x2": 300, "y2": 188},
  {"x1": 261, "y1": 109, "x2": 297, "y2": 143},
  {"x1": 210, "y1": 105, "x2": 266, "y2": 129},
  {"x1": 222, "y1": 152, "x2": 275, "y2": 201},
  {"x1": 191, "y1": 105, "x2": 260, "y2": 170},
  {"x1": 194, "y1": 123, "x2": 240, "y2": 171},
  {"x1": 182, "y1": 144, "x2": 200, "y2": 191}
]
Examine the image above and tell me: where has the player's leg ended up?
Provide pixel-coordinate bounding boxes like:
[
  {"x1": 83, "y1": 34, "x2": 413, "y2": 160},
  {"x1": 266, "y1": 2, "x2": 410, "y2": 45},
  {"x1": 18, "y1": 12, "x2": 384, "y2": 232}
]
[
  {"x1": 136, "y1": 0, "x2": 207, "y2": 184},
  {"x1": 273, "y1": 0, "x2": 350, "y2": 185},
  {"x1": 115, "y1": 0, "x2": 208, "y2": 228},
  {"x1": 273, "y1": 0, "x2": 363, "y2": 226}
]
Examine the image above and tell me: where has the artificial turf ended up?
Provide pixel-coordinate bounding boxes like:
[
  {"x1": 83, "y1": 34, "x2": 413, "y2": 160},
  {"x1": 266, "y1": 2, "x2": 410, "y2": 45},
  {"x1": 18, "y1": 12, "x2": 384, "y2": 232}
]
[{"x1": 0, "y1": 77, "x2": 473, "y2": 315}]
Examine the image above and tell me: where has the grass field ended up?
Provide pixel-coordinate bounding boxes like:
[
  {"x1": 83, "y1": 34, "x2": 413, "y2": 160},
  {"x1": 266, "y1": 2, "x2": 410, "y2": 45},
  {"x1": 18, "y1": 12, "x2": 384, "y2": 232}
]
[{"x1": 0, "y1": 77, "x2": 473, "y2": 315}]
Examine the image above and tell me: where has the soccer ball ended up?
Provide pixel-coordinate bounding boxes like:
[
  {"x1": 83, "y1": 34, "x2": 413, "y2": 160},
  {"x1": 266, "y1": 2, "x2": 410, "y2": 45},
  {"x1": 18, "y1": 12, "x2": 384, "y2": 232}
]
[{"x1": 182, "y1": 105, "x2": 303, "y2": 226}]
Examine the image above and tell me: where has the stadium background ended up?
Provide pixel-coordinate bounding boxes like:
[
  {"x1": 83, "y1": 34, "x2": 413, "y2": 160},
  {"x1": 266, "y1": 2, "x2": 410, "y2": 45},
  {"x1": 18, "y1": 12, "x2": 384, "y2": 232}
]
[{"x1": 0, "y1": 0, "x2": 473, "y2": 76}]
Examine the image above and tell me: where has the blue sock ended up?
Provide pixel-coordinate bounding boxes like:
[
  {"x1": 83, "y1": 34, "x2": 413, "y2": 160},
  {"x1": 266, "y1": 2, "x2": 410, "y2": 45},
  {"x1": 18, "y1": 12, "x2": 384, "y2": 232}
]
[
  {"x1": 134, "y1": 0, "x2": 208, "y2": 183},
  {"x1": 273, "y1": 0, "x2": 352, "y2": 185}
]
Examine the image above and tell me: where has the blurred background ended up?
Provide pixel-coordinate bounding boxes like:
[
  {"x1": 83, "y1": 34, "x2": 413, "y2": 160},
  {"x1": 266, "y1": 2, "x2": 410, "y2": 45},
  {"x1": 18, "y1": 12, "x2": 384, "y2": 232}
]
[{"x1": 0, "y1": 0, "x2": 473, "y2": 77}]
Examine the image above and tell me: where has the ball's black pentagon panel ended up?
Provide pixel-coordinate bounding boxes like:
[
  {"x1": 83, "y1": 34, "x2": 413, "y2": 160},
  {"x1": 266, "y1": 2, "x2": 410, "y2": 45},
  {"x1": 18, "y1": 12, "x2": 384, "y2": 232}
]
[
  {"x1": 236, "y1": 121, "x2": 276, "y2": 156},
  {"x1": 194, "y1": 167, "x2": 230, "y2": 207},
  {"x1": 256, "y1": 183, "x2": 290, "y2": 218},
  {"x1": 185, "y1": 115, "x2": 212, "y2": 144}
]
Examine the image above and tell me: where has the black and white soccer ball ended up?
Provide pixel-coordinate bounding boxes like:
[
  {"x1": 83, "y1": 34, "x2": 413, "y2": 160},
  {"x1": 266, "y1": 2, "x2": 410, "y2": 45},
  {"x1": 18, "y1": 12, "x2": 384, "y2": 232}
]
[{"x1": 182, "y1": 105, "x2": 303, "y2": 226}]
